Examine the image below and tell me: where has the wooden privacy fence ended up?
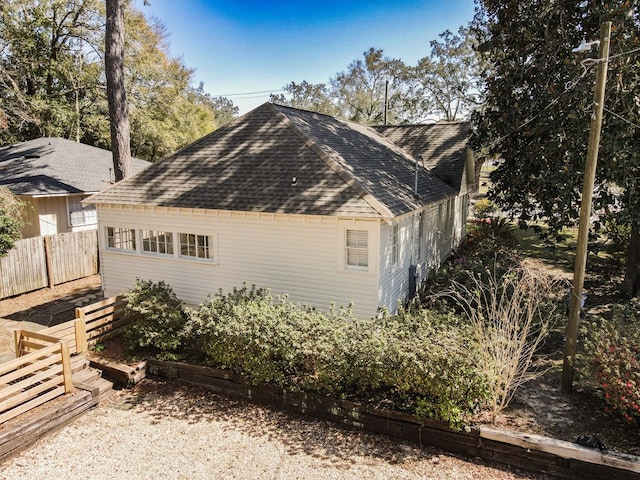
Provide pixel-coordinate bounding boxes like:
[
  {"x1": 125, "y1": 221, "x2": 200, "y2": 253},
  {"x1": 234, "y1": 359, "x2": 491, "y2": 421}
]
[
  {"x1": 0, "y1": 230, "x2": 98, "y2": 299},
  {"x1": 0, "y1": 295, "x2": 129, "y2": 425},
  {"x1": 0, "y1": 333, "x2": 73, "y2": 424}
]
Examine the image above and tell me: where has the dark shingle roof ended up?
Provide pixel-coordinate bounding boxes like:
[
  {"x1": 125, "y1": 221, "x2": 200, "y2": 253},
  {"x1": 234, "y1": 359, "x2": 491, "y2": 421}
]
[
  {"x1": 0, "y1": 137, "x2": 150, "y2": 196},
  {"x1": 372, "y1": 123, "x2": 470, "y2": 191},
  {"x1": 89, "y1": 103, "x2": 459, "y2": 219}
]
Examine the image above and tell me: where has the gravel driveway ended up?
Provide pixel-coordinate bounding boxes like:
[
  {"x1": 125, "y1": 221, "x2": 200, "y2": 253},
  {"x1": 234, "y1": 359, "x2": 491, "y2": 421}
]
[{"x1": 0, "y1": 379, "x2": 546, "y2": 480}]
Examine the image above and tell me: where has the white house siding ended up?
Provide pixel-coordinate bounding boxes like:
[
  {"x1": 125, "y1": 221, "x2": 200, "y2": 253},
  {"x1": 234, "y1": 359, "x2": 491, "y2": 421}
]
[
  {"x1": 377, "y1": 194, "x2": 466, "y2": 314},
  {"x1": 97, "y1": 205, "x2": 381, "y2": 319}
]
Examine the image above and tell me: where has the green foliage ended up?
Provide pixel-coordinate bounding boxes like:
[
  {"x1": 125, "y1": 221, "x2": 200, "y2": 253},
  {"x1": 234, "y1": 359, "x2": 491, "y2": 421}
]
[
  {"x1": 124, "y1": 282, "x2": 491, "y2": 428},
  {"x1": 122, "y1": 279, "x2": 189, "y2": 358},
  {"x1": 473, "y1": 198, "x2": 497, "y2": 218},
  {"x1": 585, "y1": 304, "x2": 640, "y2": 424},
  {"x1": 0, "y1": 187, "x2": 24, "y2": 256},
  {"x1": 471, "y1": 1, "x2": 640, "y2": 293}
]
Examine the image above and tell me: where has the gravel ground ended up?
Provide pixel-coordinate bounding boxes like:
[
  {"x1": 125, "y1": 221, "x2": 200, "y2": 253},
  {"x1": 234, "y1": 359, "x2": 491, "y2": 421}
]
[{"x1": 0, "y1": 379, "x2": 548, "y2": 480}]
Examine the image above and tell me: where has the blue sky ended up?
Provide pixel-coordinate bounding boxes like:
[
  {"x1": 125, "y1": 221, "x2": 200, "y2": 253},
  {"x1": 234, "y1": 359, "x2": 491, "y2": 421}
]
[{"x1": 133, "y1": 0, "x2": 476, "y2": 114}]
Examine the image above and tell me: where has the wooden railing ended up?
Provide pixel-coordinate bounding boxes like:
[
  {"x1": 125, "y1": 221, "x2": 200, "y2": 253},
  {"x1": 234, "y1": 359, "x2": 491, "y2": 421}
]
[
  {"x1": 2, "y1": 295, "x2": 130, "y2": 425},
  {"x1": 0, "y1": 333, "x2": 72, "y2": 424},
  {"x1": 14, "y1": 295, "x2": 128, "y2": 357}
]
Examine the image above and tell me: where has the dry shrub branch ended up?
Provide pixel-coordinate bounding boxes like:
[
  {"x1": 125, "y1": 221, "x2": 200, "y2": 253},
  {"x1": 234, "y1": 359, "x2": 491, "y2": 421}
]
[{"x1": 445, "y1": 263, "x2": 566, "y2": 422}]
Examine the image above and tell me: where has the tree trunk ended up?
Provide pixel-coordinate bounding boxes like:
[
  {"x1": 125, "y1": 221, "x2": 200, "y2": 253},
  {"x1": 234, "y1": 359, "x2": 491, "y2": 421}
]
[
  {"x1": 624, "y1": 225, "x2": 640, "y2": 297},
  {"x1": 105, "y1": 0, "x2": 131, "y2": 182}
]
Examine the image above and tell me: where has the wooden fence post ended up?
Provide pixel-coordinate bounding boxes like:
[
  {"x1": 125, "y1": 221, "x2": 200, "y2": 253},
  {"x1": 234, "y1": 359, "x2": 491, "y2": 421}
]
[
  {"x1": 13, "y1": 329, "x2": 22, "y2": 358},
  {"x1": 60, "y1": 341, "x2": 73, "y2": 393},
  {"x1": 74, "y1": 308, "x2": 88, "y2": 354},
  {"x1": 43, "y1": 235, "x2": 55, "y2": 289}
]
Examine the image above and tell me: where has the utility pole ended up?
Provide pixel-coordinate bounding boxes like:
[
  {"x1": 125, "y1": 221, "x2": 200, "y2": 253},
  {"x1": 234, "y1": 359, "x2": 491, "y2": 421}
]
[{"x1": 561, "y1": 21, "x2": 611, "y2": 393}]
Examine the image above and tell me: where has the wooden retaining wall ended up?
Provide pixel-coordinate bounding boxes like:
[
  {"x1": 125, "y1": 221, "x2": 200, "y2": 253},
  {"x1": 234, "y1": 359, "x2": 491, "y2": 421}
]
[
  {"x1": 0, "y1": 230, "x2": 98, "y2": 299},
  {"x1": 147, "y1": 360, "x2": 640, "y2": 480}
]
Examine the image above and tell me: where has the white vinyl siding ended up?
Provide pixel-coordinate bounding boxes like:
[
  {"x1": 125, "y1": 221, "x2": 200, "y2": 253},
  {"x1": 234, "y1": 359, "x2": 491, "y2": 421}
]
[
  {"x1": 97, "y1": 205, "x2": 380, "y2": 319},
  {"x1": 391, "y1": 223, "x2": 399, "y2": 267},
  {"x1": 345, "y1": 229, "x2": 368, "y2": 269}
]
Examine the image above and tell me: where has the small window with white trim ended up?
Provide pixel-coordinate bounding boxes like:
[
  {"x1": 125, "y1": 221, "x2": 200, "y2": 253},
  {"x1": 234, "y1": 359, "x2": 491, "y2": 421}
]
[
  {"x1": 179, "y1": 233, "x2": 213, "y2": 260},
  {"x1": 68, "y1": 196, "x2": 97, "y2": 227},
  {"x1": 141, "y1": 230, "x2": 174, "y2": 255},
  {"x1": 346, "y1": 229, "x2": 368, "y2": 270},
  {"x1": 106, "y1": 227, "x2": 136, "y2": 251}
]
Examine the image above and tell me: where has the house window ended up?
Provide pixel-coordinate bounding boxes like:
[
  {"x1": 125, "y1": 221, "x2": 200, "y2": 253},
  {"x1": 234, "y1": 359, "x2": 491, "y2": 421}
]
[
  {"x1": 106, "y1": 227, "x2": 136, "y2": 251},
  {"x1": 179, "y1": 233, "x2": 212, "y2": 260},
  {"x1": 68, "y1": 197, "x2": 97, "y2": 227},
  {"x1": 141, "y1": 230, "x2": 174, "y2": 255},
  {"x1": 346, "y1": 229, "x2": 368, "y2": 269},
  {"x1": 392, "y1": 224, "x2": 399, "y2": 267}
]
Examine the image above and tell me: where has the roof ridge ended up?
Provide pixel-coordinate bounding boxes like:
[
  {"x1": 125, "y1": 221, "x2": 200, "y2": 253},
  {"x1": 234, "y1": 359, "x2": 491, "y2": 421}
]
[{"x1": 267, "y1": 103, "x2": 395, "y2": 220}]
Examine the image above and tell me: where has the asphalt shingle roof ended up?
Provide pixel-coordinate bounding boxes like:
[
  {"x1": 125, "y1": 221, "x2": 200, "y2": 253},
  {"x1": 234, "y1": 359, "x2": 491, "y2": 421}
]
[
  {"x1": 0, "y1": 137, "x2": 150, "y2": 196},
  {"x1": 372, "y1": 123, "x2": 470, "y2": 192},
  {"x1": 89, "y1": 103, "x2": 462, "y2": 219}
]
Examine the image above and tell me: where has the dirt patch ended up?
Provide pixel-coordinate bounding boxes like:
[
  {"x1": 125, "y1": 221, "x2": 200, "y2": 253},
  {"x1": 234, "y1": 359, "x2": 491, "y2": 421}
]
[{"x1": 0, "y1": 275, "x2": 102, "y2": 361}]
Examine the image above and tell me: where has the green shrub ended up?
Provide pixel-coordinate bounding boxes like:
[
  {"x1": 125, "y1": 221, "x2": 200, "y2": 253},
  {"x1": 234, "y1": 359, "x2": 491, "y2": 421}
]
[
  {"x1": 0, "y1": 187, "x2": 24, "y2": 256},
  {"x1": 124, "y1": 281, "x2": 491, "y2": 429},
  {"x1": 473, "y1": 198, "x2": 497, "y2": 218},
  {"x1": 585, "y1": 305, "x2": 640, "y2": 424},
  {"x1": 122, "y1": 279, "x2": 189, "y2": 358}
]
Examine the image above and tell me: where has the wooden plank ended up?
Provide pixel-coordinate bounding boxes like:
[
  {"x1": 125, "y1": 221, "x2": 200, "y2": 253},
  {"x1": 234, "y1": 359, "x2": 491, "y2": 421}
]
[
  {"x1": 40, "y1": 320, "x2": 76, "y2": 337},
  {"x1": 0, "y1": 343, "x2": 62, "y2": 375},
  {"x1": 480, "y1": 427, "x2": 640, "y2": 473},
  {"x1": 0, "y1": 386, "x2": 65, "y2": 425},
  {"x1": 0, "y1": 356, "x2": 63, "y2": 386},
  {"x1": 18, "y1": 331, "x2": 61, "y2": 345},
  {"x1": 0, "y1": 237, "x2": 47, "y2": 299},
  {"x1": 74, "y1": 318, "x2": 87, "y2": 354},
  {"x1": 60, "y1": 342, "x2": 72, "y2": 393},
  {"x1": 0, "y1": 375, "x2": 64, "y2": 415},
  {"x1": 87, "y1": 318, "x2": 133, "y2": 343},
  {"x1": 0, "y1": 367, "x2": 63, "y2": 411},
  {"x1": 77, "y1": 296, "x2": 123, "y2": 315}
]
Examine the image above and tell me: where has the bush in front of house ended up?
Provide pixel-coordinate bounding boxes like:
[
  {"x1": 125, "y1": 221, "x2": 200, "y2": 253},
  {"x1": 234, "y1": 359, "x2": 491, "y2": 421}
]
[
  {"x1": 122, "y1": 279, "x2": 189, "y2": 358},
  {"x1": 585, "y1": 303, "x2": 640, "y2": 425},
  {"x1": 122, "y1": 281, "x2": 491, "y2": 428}
]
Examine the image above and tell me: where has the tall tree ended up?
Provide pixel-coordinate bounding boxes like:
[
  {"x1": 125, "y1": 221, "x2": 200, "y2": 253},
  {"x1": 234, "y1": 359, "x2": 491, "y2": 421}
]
[
  {"x1": 472, "y1": 0, "x2": 640, "y2": 296},
  {"x1": 270, "y1": 81, "x2": 337, "y2": 116},
  {"x1": 330, "y1": 48, "x2": 406, "y2": 125},
  {"x1": 407, "y1": 27, "x2": 483, "y2": 122},
  {"x1": 105, "y1": 0, "x2": 131, "y2": 181},
  {"x1": 0, "y1": 0, "x2": 104, "y2": 144}
]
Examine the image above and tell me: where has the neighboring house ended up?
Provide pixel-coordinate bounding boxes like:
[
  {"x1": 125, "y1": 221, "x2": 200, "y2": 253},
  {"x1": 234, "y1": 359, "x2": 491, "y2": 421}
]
[
  {"x1": 88, "y1": 103, "x2": 476, "y2": 319},
  {"x1": 0, "y1": 137, "x2": 149, "y2": 237}
]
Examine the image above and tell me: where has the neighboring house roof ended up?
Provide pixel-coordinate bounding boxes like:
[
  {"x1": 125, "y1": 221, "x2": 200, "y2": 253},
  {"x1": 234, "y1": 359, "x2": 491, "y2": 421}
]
[
  {"x1": 89, "y1": 103, "x2": 460, "y2": 219},
  {"x1": 372, "y1": 123, "x2": 470, "y2": 192},
  {"x1": 0, "y1": 137, "x2": 150, "y2": 196}
]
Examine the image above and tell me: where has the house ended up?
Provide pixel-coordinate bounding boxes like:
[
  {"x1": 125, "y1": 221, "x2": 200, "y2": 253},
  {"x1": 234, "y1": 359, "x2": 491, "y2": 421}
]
[
  {"x1": 0, "y1": 137, "x2": 149, "y2": 237},
  {"x1": 88, "y1": 103, "x2": 475, "y2": 319}
]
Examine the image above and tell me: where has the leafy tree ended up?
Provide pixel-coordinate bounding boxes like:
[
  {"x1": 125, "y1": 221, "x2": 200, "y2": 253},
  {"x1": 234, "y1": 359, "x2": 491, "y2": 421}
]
[
  {"x1": 0, "y1": 0, "x2": 105, "y2": 144},
  {"x1": 270, "y1": 81, "x2": 337, "y2": 116},
  {"x1": 330, "y1": 47, "x2": 406, "y2": 125},
  {"x1": 407, "y1": 27, "x2": 483, "y2": 122},
  {"x1": 472, "y1": 0, "x2": 640, "y2": 296},
  {"x1": 0, "y1": 187, "x2": 23, "y2": 256}
]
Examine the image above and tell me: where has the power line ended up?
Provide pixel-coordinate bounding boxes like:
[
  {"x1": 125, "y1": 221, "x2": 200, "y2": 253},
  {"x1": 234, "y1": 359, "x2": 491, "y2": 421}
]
[
  {"x1": 604, "y1": 107, "x2": 640, "y2": 129},
  {"x1": 213, "y1": 89, "x2": 283, "y2": 97}
]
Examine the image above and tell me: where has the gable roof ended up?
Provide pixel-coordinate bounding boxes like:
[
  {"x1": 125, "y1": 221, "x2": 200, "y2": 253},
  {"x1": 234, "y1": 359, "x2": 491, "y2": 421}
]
[
  {"x1": 372, "y1": 123, "x2": 470, "y2": 192},
  {"x1": 0, "y1": 137, "x2": 150, "y2": 196},
  {"x1": 89, "y1": 103, "x2": 458, "y2": 219}
]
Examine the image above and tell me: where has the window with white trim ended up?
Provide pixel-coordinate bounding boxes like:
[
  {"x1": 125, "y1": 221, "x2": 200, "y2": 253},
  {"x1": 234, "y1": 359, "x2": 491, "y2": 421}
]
[
  {"x1": 346, "y1": 229, "x2": 368, "y2": 269},
  {"x1": 106, "y1": 227, "x2": 136, "y2": 251},
  {"x1": 179, "y1": 233, "x2": 212, "y2": 260},
  {"x1": 68, "y1": 196, "x2": 97, "y2": 227},
  {"x1": 141, "y1": 230, "x2": 174, "y2": 255},
  {"x1": 391, "y1": 224, "x2": 399, "y2": 267}
]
